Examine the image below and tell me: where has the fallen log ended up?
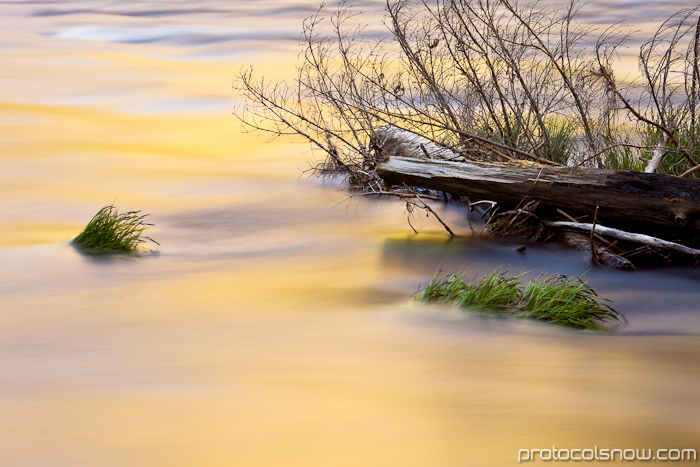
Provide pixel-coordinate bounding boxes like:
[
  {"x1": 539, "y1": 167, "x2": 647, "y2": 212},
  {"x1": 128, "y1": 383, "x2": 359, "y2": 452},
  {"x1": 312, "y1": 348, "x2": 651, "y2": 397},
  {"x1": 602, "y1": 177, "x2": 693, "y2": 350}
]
[{"x1": 372, "y1": 126, "x2": 700, "y2": 237}]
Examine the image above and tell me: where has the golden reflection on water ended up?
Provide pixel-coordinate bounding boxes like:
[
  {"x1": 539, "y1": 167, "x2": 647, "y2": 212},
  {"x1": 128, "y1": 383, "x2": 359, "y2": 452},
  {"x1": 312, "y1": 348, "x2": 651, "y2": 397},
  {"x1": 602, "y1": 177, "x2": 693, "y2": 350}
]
[{"x1": 1, "y1": 1, "x2": 700, "y2": 466}]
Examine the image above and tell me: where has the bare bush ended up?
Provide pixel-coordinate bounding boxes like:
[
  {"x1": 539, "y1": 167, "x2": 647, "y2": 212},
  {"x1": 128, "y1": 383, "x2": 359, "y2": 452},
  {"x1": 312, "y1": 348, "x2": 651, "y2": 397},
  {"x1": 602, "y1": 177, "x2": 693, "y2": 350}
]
[
  {"x1": 596, "y1": 6, "x2": 700, "y2": 175},
  {"x1": 236, "y1": 0, "x2": 700, "y2": 184}
]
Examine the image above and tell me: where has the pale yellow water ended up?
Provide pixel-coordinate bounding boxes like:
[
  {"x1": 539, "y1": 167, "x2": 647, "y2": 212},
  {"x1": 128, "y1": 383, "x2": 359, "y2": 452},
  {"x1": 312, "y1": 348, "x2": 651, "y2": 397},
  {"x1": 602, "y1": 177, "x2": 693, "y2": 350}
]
[{"x1": 1, "y1": 1, "x2": 699, "y2": 466}]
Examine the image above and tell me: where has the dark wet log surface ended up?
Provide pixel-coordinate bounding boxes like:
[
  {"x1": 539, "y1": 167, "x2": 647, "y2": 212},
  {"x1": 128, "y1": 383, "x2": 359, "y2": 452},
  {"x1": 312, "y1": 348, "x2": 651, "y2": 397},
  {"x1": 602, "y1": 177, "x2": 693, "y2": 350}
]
[{"x1": 558, "y1": 232, "x2": 635, "y2": 270}]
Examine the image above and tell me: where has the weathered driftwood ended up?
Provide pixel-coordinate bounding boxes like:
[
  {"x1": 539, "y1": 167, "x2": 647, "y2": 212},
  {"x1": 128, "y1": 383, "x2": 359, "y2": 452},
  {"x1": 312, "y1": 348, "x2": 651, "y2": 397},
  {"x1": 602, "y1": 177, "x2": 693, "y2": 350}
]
[
  {"x1": 372, "y1": 126, "x2": 700, "y2": 234},
  {"x1": 485, "y1": 204, "x2": 636, "y2": 268},
  {"x1": 544, "y1": 221, "x2": 700, "y2": 258},
  {"x1": 371, "y1": 126, "x2": 471, "y2": 163}
]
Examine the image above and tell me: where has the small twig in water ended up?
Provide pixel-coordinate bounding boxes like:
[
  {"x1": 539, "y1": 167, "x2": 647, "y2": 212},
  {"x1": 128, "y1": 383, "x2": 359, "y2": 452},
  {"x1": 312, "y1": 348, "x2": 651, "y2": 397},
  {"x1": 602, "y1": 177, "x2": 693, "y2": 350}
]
[
  {"x1": 590, "y1": 206, "x2": 600, "y2": 265},
  {"x1": 415, "y1": 192, "x2": 456, "y2": 237},
  {"x1": 401, "y1": 185, "x2": 456, "y2": 236},
  {"x1": 557, "y1": 208, "x2": 621, "y2": 253}
]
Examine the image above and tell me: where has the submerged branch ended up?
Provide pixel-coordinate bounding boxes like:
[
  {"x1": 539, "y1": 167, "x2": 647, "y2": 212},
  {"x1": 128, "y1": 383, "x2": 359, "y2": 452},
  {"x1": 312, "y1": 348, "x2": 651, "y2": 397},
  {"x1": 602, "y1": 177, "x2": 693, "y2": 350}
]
[{"x1": 544, "y1": 221, "x2": 700, "y2": 257}]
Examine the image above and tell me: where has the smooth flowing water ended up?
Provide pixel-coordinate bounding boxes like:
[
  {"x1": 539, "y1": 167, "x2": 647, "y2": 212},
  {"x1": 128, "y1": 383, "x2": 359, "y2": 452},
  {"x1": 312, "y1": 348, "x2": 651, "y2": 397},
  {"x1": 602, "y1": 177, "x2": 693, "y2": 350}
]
[{"x1": 1, "y1": 1, "x2": 699, "y2": 466}]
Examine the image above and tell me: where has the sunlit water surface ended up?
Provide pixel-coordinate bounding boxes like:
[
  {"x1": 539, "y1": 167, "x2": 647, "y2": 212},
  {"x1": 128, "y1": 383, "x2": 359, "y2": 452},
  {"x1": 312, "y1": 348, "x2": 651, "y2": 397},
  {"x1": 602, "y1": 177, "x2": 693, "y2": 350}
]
[{"x1": 1, "y1": 1, "x2": 699, "y2": 466}]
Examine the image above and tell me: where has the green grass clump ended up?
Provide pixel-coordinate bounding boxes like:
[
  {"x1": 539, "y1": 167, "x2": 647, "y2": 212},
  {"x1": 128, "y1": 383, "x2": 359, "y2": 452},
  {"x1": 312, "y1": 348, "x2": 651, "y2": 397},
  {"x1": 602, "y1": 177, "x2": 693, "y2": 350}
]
[
  {"x1": 474, "y1": 117, "x2": 578, "y2": 165},
  {"x1": 418, "y1": 272, "x2": 470, "y2": 303},
  {"x1": 457, "y1": 271, "x2": 523, "y2": 309},
  {"x1": 72, "y1": 204, "x2": 158, "y2": 252},
  {"x1": 518, "y1": 275, "x2": 620, "y2": 329},
  {"x1": 543, "y1": 119, "x2": 578, "y2": 165},
  {"x1": 601, "y1": 143, "x2": 647, "y2": 172},
  {"x1": 416, "y1": 270, "x2": 622, "y2": 330}
]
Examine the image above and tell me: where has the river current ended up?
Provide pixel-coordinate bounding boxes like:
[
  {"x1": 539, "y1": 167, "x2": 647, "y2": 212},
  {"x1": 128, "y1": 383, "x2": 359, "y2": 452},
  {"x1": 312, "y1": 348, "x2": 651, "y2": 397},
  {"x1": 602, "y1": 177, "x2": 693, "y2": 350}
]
[{"x1": 1, "y1": 1, "x2": 699, "y2": 465}]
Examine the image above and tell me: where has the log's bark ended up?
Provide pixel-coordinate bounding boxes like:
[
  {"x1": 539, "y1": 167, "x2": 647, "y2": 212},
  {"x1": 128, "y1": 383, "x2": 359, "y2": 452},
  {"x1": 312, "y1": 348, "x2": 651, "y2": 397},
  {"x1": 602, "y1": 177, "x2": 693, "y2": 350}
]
[{"x1": 372, "y1": 126, "x2": 700, "y2": 234}]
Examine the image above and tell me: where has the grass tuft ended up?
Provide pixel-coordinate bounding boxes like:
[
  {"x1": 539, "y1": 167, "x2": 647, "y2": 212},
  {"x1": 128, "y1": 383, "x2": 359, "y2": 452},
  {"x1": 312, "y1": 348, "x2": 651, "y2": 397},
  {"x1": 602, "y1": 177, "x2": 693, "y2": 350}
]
[
  {"x1": 416, "y1": 270, "x2": 622, "y2": 330},
  {"x1": 72, "y1": 204, "x2": 159, "y2": 252},
  {"x1": 458, "y1": 270, "x2": 523, "y2": 309},
  {"x1": 518, "y1": 274, "x2": 619, "y2": 329},
  {"x1": 416, "y1": 271, "x2": 470, "y2": 303}
]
